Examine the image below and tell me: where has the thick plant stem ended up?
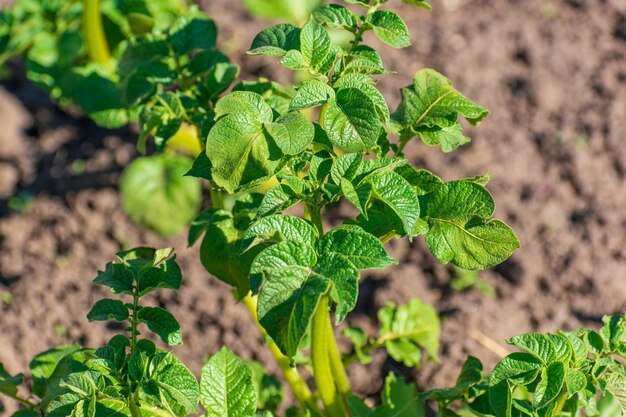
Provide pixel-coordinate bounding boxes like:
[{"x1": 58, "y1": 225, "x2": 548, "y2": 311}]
[
  {"x1": 326, "y1": 321, "x2": 352, "y2": 402},
  {"x1": 82, "y1": 0, "x2": 112, "y2": 64},
  {"x1": 304, "y1": 203, "x2": 324, "y2": 236},
  {"x1": 311, "y1": 296, "x2": 345, "y2": 417},
  {"x1": 209, "y1": 187, "x2": 224, "y2": 210},
  {"x1": 129, "y1": 291, "x2": 140, "y2": 354},
  {"x1": 241, "y1": 293, "x2": 319, "y2": 413}
]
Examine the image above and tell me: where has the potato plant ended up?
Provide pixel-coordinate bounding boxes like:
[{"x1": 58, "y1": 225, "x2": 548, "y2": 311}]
[
  {"x1": 0, "y1": 0, "x2": 242, "y2": 237},
  {"x1": 2, "y1": 1, "x2": 626, "y2": 417}
]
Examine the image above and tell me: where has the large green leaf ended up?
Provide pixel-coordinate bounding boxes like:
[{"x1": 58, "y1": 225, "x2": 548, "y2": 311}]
[
  {"x1": 534, "y1": 362, "x2": 565, "y2": 409},
  {"x1": 368, "y1": 171, "x2": 419, "y2": 236},
  {"x1": 313, "y1": 4, "x2": 357, "y2": 30},
  {"x1": 29, "y1": 344, "x2": 82, "y2": 398},
  {"x1": 206, "y1": 111, "x2": 282, "y2": 193},
  {"x1": 423, "y1": 181, "x2": 519, "y2": 270},
  {"x1": 149, "y1": 353, "x2": 200, "y2": 417},
  {"x1": 243, "y1": 214, "x2": 319, "y2": 252},
  {"x1": 168, "y1": 11, "x2": 216, "y2": 54},
  {"x1": 365, "y1": 10, "x2": 411, "y2": 48},
  {"x1": 195, "y1": 209, "x2": 258, "y2": 297},
  {"x1": 319, "y1": 225, "x2": 396, "y2": 270},
  {"x1": 121, "y1": 155, "x2": 201, "y2": 238},
  {"x1": 200, "y1": 347, "x2": 256, "y2": 417},
  {"x1": 323, "y1": 88, "x2": 383, "y2": 152},
  {"x1": 378, "y1": 299, "x2": 440, "y2": 368},
  {"x1": 392, "y1": 69, "x2": 489, "y2": 152},
  {"x1": 265, "y1": 112, "x2": 315, "y2": 155},
  {"x1": 253, "y1": 241, "x2": 342, "y2": 357},
  {"x1": 299, "y1": 18, "x2": 330, "y2": 70}
]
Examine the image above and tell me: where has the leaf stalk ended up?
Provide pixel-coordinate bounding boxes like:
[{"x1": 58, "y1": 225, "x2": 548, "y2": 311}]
[{"x1": 82, "y1": 0, "x2": 112, "y2": 65}]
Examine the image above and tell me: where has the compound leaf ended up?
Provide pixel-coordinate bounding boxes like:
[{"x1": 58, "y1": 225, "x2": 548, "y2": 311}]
[{"x1": 378, "y1": 299, "x2": 440, "y2": 368}]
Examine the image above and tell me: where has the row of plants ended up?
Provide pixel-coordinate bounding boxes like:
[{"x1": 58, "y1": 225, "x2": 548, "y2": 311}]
[{"x1": 1, "y1": 0, "x2": 625, "y2": 416}]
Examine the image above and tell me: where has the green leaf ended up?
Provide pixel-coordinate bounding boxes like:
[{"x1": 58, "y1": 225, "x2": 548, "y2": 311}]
[
  {"x1": 313, "y1": 4, "x2": 357, "y2": 29},
  {"x1": 87, "y1": 299, "x2": 129, "y2": 322},
  {"x1": 417, "y1": 125, "x2": 470, "y2": 153},
  {"x1": 0, "y1": 363, "x2": 22, "y2": 397},
  {"x1": 489, "y1": 380, "x2": 512, "y2": 417},
  {"x1": 324, "y1": 88, "x2": 383, "y2": 152},
  {"x1": 603, "y1": 372, "x2": 626, "y2": 415},
  {"x1": 200, "y1": 347, "x2": 257, "y2": 417},
  {"x1": 207, "y1": 111, "x2": 281, "y2": 193},
  {"x1": 215, "y1": 91, "x2": 274, "y2": 123},
  {"x1": 243, "y1": 0, "x2": 321, "y2": 25},
  {"x1": 601, "y1": 314, "x2": 626, "y2": 352},
  {"x1": 137, "y1": 256, "x2": 182, "y2": 297},
  {"x1": 424, "y1": 181, "x2": 519, "y2": 270},
  {"x1": 265, "y1": 112, "x2": 315, "y2": 155},
  {"x1": 150, "y1": 353, "x2": 200, "y2": 417},
  {"x1": 491, "y1": 353, "x2": 543, "y2": 386},
  {"x1": 254, "y1": 241, "x2": 332, "y2": 357},
  {"x1": 258, "y1": 184, "x2": 302, "y2": 217},
  {"x1": 300, "y1": 18, "x2": 330, "y2": 69},
  {"x1": 289, "y1": 80, "x2": 335, "y2": 111},
  {"x1": 203, "y1": 63, "x2": 241, "y2": 100},
  {"x1": 534, "y1": 362, "x2": 565, "y2": 409},
  {"x1": 169, "y1": 11, "x2": 217, "y2": 54},
  {"x1": 93, "y1": 262, "x2": 135, "y2": 295},
  {"x1": 121, "y1": 155, "x2": 201, "y2": 238},
  {"x1": 392, "y1": 69, "x2": 489, "y2": 151},
  {"x1": 343, "y1": 327, "x2": 373, "y2": 365},
  {"x1": 332, "y1": 75, "x2": 389, "y2": 122},
  {"x1": 423, "y1": 356, "x2": 483, "y2": 400},
  {"x1": 138, "y1": 307, "x2": 182, "y2": 346},
  {"x1": 378, "y1": 299, "x2": 440, "y2": 368},
  {"x1": 319, "y1": 225, "x2": 396, "y2": 270},
  {"x1": 368, "y1": 171, "x2": 419, "y2": 236},
  {"x1": 246, "y1": 361, "x2": 283, "y2": 412},
  {"x1": 280, "y1": 50, "x2": 309, "y2": 71},
  {"x1": 197, "y1": 209, "x2": 257, "y2": 297},
  {"x1": 249, "y1": 24, "x2": 301, "y2": 56},
  {"x1": 374, "y1": 373, "x2": 424, "y2": 417},
  {"x1": 366, "y1": 10, "x2": 411, "y2": 48},
  {"x1": 30, "y1": 344, "x2": 82, "y2": 398},
  {"x1": 507, "y1": 333, "x2": 558, "y2": 364},
  {"x1": 317, "y1": 252, "x2": 360, "y2": 323},
  {"x1": 402, "y1": 0, "x2": 432, "y2": 10},
  {"x1": 243, "y1": 214, "x2": 319, "y2": 252},
  {"x1": 565, "y1": 369, "x2": 587, "y2": 397}
]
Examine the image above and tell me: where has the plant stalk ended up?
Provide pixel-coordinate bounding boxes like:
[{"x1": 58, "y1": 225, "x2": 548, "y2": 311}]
[
  {"x1": 82, "y1": 0, "x2": 112, "y2": 64},
  {"x1": 209, "y1": 187, "x2": 224, "y2": 210},
  {"x1": 129, "y1": 290, "x2": 139, "y2": 354},
  {"x1": 311, "y1": 295, "x2": 345, "y2": 417},
  {"x1": 241, "y1": 293, "x2": 320, "y2": 413},
  {"x1": 304, "y1": 203, "x2": 324, "y2": 236}
]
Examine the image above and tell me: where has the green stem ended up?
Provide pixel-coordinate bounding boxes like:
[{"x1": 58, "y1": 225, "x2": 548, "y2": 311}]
[
  {"x1": 241, "y1": 294, "x2": 320, "y2": 414},
  {"x1": 304, "y1": 203, "x2": 324, "y2": 236},
  {"x1": 209, "y1": 187, "x2": 224, "y2": 210},
  {"x1": 128, "y1": 391, "x2": 142, "y2": 417},
  {"x1": 82, "y1": 0, "x2": 112, "y2": 64},
  {"x1": 326, "y1": 315, "x2": 352, "y2": 415},
  {"x1": 129, "y1": 291, "x2": 139, "y2": 354},
  {"x1": 311, "y1": 296, "x2": 345, "y2": 417}
]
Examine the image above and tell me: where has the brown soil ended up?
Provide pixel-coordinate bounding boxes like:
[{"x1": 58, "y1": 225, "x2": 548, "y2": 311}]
[{"x1": 2, "y1": 0, "x2": 626, "y2": 414}]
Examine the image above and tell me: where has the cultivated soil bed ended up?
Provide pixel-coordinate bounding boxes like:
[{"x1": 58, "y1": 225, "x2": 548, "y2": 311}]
[{"x1": 1, "y1": 0, "x2": 626, "y2": 414}]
